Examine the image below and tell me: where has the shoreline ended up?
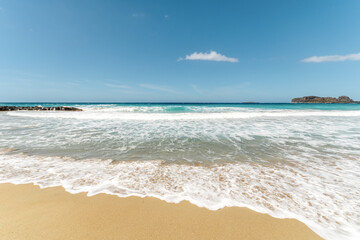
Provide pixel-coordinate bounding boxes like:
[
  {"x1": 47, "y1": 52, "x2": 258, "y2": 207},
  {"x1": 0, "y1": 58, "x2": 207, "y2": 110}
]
[{"x1": 0, "y1": 183, "x2": 322, "y2": 240}]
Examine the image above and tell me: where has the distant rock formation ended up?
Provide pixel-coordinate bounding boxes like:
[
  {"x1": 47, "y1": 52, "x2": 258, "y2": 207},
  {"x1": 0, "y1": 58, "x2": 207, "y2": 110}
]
[
  {"x1": 0, "y1": 106, "x2": 83, "y2": 111},
  {"x1": 291, "y1": 96, "x2": 359, "y2": 103}
]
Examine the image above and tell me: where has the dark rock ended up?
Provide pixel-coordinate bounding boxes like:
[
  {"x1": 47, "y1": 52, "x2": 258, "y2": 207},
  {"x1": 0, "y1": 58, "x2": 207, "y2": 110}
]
[
  {"x1": 337, "y1": 96, "x2": 353, "y2": 103},
  {"x1": 0, "y1": 106, "x2": 83, "y2": 111},
  {"x1": 291, "y1": 96, "x2": 359, "y2": 103}
]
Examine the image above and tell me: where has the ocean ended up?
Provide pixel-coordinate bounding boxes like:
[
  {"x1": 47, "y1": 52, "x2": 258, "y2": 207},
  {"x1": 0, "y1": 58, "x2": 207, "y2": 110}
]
[{"x1": 0, "y1": 103, "x2": 359, "y2": 239}]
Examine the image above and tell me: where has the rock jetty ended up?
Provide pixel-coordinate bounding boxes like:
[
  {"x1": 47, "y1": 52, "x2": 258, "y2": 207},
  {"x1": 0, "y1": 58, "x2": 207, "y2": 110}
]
[
  {"x1": 291, "y1": 96, "x2": 359, "y2": 103},
  {"x1": 0, "y1": 106, "x2": 82, "y2": 111}
]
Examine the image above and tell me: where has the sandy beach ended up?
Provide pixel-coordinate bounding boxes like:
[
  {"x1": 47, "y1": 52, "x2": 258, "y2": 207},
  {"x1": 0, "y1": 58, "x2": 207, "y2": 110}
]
[
  {"x1": 2, "y1": 0, "x2": 360, "y2": 239},
  {"x1": 0, "y1": 183, "x2": 322, "y2": 240}
]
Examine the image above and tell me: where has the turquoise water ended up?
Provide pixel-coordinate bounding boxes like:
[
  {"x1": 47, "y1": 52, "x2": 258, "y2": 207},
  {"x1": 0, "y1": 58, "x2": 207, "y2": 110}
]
[
  {"x1": 2, "y1": 102, "x2": 360, "y2": 111},
  {"x1": 0, "y1": 102, "x2": 359, "y2": 239}
]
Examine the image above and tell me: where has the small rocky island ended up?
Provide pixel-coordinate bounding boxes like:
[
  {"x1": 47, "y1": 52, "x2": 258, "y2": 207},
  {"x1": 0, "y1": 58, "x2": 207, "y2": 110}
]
[
  {"x1": 0, "y1": 106, "x2": 82, "y2": 111},
  {"x1": 291, "y1": 96, "x2": 359, "y2": 104}
]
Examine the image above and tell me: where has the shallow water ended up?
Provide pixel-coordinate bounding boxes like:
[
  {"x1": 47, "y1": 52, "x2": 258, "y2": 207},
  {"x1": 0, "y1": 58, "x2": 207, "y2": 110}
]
[{"x1": 0, "y1": 103, "x2": 359, "y2": 239}]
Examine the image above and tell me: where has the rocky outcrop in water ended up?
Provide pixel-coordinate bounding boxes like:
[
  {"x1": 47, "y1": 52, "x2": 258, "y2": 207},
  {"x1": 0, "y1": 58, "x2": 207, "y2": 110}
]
[
  {"x1": 291, "y1": 96, "x2": 359, "y2": 103},
  {"x1": 0, "y1": 106, "x2": 83, "y2": 111}
]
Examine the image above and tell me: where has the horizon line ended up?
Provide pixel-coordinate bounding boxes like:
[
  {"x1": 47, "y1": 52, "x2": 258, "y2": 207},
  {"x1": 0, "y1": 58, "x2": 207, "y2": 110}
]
[{"x1": 0, "y1": 101, "x2": 290, "y2": 104}]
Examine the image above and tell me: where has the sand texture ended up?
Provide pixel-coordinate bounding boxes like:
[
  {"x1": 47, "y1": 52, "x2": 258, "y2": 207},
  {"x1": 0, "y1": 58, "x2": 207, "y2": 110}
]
[{"x1": 0, "y1": 183, "x2": 322, "y2": 240}]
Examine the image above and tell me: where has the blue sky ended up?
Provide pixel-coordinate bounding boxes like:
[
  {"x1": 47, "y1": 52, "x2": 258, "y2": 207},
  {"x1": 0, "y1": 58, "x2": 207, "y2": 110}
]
[{"x1": 0, "y1": 0, "x2": 360, "y2": 102}]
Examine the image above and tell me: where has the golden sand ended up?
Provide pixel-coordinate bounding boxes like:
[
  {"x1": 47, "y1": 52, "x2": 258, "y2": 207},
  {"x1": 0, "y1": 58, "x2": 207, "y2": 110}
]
[{"x1": 0, "y1": 183, "x2": 322, "y2": 240}]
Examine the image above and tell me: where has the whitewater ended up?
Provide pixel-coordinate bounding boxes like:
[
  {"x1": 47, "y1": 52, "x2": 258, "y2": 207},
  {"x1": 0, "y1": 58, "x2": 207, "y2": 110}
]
[{"x1": 0, "y1": 103, "x2": 359, "y2": 240}]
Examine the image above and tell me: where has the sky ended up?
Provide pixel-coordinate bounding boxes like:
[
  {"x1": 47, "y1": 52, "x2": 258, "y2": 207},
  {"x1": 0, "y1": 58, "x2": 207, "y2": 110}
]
[{"x1": 0, "y1": 0, "x2": 360, "y2": 102}]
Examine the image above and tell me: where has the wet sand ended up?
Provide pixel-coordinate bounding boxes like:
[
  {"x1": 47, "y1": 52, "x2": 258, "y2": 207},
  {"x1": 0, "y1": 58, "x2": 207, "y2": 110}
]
[{"x1": 0, "y1": 183, "x2": 322, "y2": 240}]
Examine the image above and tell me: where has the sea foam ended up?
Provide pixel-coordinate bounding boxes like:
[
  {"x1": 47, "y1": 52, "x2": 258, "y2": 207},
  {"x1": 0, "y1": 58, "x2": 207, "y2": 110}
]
[
  {"x1": 1, "y1": 104, "x2": 360, "y2": 240},
  {"x1": 0, "y1": 151, "x2": 359, "y2": 240},
  {"x1": 7, "y1": 109, "x2": 360, "y2": 120}
]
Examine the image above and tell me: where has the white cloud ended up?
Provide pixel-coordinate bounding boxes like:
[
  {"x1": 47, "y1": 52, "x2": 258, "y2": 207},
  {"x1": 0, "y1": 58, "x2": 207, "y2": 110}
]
[
  {"x1": 65, "y1": 82, "x2": 80, "y2": 86},
  {"x1": 139, "y1": 84, "x2": 178, "y2": 93},
  {"x1": 132, "y1": 13, "x2": 145, "y2": 17},
  {"x1": 164, "y1": 15, "x2": 169, "y2": 19},
  {"x1": 191, "y1": 84, "x2": 203, "y2": 94},
  {"x1": 302, "y1": 52, "x2": 360, "y2": 63},
  {"x1": 105, "y1": 83, "x2": 130, "y2": 89},
  {"x1": 178, "y1": 51, "x2": 238, "y2": 62}
]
